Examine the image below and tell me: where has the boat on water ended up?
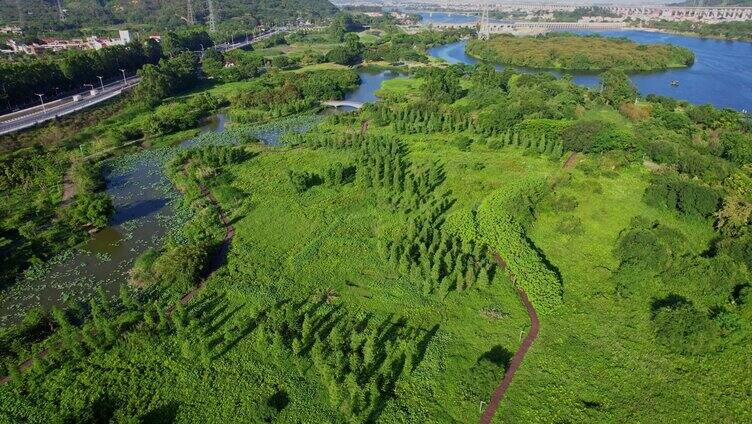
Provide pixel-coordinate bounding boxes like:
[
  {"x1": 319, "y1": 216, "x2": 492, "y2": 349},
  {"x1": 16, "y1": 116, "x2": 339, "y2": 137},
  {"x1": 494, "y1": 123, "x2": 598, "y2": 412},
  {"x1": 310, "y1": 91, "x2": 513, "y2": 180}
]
[{"x1": 670, "y1": 80, "x2": 680, "y2": 87}]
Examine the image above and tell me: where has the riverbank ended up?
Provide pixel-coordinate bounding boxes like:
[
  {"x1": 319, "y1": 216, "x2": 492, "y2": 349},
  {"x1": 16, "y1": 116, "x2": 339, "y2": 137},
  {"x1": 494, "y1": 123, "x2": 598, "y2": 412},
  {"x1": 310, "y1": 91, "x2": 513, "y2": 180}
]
[
  {"x1": 428, "y1": 34, "x2": 752, "y2": 111},
  {"x1": 635, "y1": 22, "x2": 752, "y2": 43}
]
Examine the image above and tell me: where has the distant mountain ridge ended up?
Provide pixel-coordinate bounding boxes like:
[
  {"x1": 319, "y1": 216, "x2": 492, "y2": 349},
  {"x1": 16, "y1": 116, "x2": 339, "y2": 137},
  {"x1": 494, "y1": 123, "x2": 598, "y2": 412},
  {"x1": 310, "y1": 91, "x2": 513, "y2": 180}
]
[{"x1": 0, "y1": 0, "x2": 339, "y2": 31}]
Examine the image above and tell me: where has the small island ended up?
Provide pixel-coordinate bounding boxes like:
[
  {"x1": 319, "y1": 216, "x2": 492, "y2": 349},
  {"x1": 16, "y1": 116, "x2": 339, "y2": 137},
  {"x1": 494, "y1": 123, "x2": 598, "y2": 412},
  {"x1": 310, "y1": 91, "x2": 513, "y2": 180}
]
[{"x1": 466, "y1": 34, "x2": 695, "y2": 71}]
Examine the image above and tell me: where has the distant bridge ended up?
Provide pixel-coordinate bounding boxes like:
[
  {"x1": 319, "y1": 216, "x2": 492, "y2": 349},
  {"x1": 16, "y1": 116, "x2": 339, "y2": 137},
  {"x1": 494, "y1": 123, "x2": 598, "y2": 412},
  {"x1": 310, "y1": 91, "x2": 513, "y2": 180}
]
[
  {"x1": 323, "y1": 100, "x2": 364, "y2": 109},
  {"x1": 422, "y1": 4, "x2": 752, "y2": 22}
]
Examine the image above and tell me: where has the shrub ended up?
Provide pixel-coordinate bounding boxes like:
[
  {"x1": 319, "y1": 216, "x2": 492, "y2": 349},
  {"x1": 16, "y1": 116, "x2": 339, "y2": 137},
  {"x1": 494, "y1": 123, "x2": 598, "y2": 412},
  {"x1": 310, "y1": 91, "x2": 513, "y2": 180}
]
[
  {"x1": 651, "y1": 295, "x2": 719, "y2": 355},
  {"x1": 71, "y1": 162, "x2": 105, "y2": 193},
  {"x1": 130, "y1": 248, "x2": 161, "y2": 285},
  {"x1": 287, "y1": 170, "x2": 321, "y2": 193},
  {"x1": 453, "y1": 135, "x2": 473, "y2": 151},
  {"x1": 68, "y1": 193, "x2": 113, "y2": 229},
  {"x1": 324, "y1": 162, "x2": 356, "y2": 186},
  {"x1": 550, "y1": 193, "x2": 578, "y2": 212},
  {"x1": 144, "y1": 93, "x2": 225, "y2": 136},
  {"x1": 676, "y1": 149, "x2": 731, "y2": 182},
  {"x1": 644, "y1": 174, "x2": 722, "y2": 218},
  {"x1": 562, "y1": 120, "x2": 632, "y2": 153},
  {"x1": 476, "y1": 180, "x2": 562, "y2": 313},
  {"x1": 151, "y1": 243, "x2": 209, "y2": 293},
  {"x1": 613, "y1": 217, "x2": 687, "y2": 276}
]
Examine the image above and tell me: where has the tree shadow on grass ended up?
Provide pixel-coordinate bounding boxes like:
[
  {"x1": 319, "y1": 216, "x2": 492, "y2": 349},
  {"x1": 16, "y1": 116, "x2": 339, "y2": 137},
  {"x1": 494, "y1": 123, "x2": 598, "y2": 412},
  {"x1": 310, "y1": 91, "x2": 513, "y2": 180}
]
[
  {"x1": 650, "y1": 293, "x2": 691, "y2": 317},
  {"x1": 412, "y1": 324, "x2": 439, "y2": 371},
  {"x1": 213, "y1": 310, "x2": 266, "y2": 360},
  {"x1": 478, "y1": 345, "x2": 513, "y2": 370},
  {"x1": 141, "y1": 401, "x2": 180, "y2": 423}
]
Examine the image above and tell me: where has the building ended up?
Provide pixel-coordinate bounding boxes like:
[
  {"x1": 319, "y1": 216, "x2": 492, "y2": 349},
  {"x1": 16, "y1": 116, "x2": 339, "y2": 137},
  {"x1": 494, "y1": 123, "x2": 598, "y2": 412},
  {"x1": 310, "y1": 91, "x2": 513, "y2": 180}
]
[
  {"x1": 0, "y1": 26, "x2": 22, "y2": 35},
  {"x1": 7, "y1": 30, "x2": 134, "y2": 55}
]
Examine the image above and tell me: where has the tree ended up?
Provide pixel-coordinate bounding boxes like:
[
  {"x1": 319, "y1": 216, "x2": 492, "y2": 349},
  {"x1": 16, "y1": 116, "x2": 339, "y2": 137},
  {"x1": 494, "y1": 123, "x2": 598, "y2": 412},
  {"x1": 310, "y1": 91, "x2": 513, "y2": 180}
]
[
  {"x1": 201, "y1": 49, "x2": 225, "y2": 78},
  {"x1": 422, "y1": 68, "x2": 466, "y2": 104},
  {"x1": 136, "y1": 52, "x2": 200, "y2": 106},
  {"x1": 652, "y1": 295, "x2": 719, "y2": 355},
  {"x1": 162, "y1": 30, "x2": 213, "y2": 57},
  {"x1": 151, "y1": 243, "x2": 209, "y2": 293},
  {"x1": 326, "y1": 41, "x2": 362, "y2": 66},
  {"x1": 600, "y1": 68, "x2": 636, "y2": 105},
  {"x1": 328, "y1": 13, "x2": 362, "y2": 41},
  {"x1": 136, "y1": 64, "x2": 171, "y2": 106},
  {"x1": 69, "y1": 193, "x2": 113, "y2": 229}
]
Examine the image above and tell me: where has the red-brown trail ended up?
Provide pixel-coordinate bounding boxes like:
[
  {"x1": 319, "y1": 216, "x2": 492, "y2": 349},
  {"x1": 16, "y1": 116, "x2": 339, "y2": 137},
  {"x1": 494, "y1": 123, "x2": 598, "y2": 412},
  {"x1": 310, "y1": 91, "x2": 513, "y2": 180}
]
[{"x1": 480, "y1": 253, "x2": 541, "y2": 424}]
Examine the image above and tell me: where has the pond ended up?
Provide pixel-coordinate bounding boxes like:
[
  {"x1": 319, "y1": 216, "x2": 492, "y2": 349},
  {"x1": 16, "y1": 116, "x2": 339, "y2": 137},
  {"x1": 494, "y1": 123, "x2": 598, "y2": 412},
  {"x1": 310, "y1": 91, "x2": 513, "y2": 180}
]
[
  {"x1": 348, "y1": 70, "x2": 408, "y2": 104},
  {"x1": 0, "y1": 69, "x2": 400, "y2": 326},
  {"x1": 0, "y1": 115, "x2": 238, "y2": 326}
]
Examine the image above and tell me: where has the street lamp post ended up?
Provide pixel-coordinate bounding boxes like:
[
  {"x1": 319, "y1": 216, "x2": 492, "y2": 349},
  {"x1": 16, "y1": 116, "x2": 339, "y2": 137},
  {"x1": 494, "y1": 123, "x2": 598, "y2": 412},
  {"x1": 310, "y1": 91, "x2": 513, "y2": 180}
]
[
  {"x1": 119, "y1": 69, "x2": 127, "y2": 86},
  {"x1": 35, "y1": 93, "x2": 46, "y2": 112},
  {"x1": 97, "y1": 75, "x2": 105, "y2": 91}
]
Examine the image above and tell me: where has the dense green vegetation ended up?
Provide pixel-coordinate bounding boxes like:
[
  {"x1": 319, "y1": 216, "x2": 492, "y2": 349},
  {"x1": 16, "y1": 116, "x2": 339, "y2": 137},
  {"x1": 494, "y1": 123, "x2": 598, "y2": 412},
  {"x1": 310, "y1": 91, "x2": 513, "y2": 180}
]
[
  {"x1": 0, "y1": 0, "x2": 338, "y2": 32},
  {"x1": 467, "y1": 33, "x2": 695, "y2": 71},
  {"x1": 1, "y1": 25, "x2": 752, "y2": 423},
  {"x1": 646, "y1": 20, "x2": 752, "y2": 41},
  {"x1": 0, "y1": 39, "x2": 161, "y2": 110}
]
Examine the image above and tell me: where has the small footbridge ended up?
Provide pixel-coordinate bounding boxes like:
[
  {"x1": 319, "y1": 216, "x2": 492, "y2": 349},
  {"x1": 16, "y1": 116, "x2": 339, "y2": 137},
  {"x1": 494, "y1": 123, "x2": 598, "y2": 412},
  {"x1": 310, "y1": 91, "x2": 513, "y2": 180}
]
[{"x1": 322, "y1": 100, "x2": 364, "y2": 110}]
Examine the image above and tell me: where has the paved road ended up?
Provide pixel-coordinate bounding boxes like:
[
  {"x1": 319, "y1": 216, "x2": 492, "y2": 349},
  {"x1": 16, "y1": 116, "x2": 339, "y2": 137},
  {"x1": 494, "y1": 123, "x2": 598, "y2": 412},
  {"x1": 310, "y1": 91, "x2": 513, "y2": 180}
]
[
  {"x1": 0, "y1": 77, "x2": 140, "y2": 136},
  {"x1": 0, "y1": 28, "x2": 288, "y2": 136}
]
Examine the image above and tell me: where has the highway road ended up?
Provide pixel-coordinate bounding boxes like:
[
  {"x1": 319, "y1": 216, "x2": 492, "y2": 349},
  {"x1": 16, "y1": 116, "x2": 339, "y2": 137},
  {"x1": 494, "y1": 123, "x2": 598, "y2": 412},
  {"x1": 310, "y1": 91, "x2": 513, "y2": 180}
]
[
  {"x1": 0, "y1": 77, "x2": 141, "y2": 136},
  {"x1": 0, "y1": 28, "x2": 287, "y2": 136}
]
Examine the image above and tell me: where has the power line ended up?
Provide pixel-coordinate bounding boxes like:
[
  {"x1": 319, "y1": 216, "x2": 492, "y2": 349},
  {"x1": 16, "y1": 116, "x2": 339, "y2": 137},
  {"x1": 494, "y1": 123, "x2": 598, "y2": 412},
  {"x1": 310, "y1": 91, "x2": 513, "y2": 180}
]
[
  {"x1": 16, "y1": 0, "x2": 24, "y2": 27},
  {"x1": 479, "y1": 2, "x2": 491, "y2": 40},
  {"x1": 187, "y1": 0, "x2": 195, "y2": 25},
  {"x1": 56, "y1": 0, "x2": 65, "y2": 21},
  {"x1": 207, "y1": 0, "x2": 218, "y2": 32}
]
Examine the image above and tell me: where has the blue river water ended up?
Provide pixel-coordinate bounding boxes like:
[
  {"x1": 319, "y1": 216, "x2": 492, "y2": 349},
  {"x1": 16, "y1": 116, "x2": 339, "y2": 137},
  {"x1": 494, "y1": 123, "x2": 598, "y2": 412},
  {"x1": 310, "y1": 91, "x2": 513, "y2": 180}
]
[{"x1": 421, "y1": 13, "x2": 752, "y2": 111}]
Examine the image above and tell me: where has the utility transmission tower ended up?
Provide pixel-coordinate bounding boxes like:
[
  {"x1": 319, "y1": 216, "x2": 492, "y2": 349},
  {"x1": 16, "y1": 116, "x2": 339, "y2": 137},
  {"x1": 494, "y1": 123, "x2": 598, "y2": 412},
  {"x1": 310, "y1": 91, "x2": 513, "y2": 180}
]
[
  {"x1": 16, "y1": 0, "x2": 24, "y2": 27},
  {"x1": 479, "y1": 3, "x2": 491, "y2": 40},
  {"x1": 56, "y1": 0, "x2": 65, "y2": 21},
  {"x1": 187, "y1": 0, "x2": 195, "y2": 25},
  {"x1": 207, "y1": 0, "x2": 218, "y2": 32}
]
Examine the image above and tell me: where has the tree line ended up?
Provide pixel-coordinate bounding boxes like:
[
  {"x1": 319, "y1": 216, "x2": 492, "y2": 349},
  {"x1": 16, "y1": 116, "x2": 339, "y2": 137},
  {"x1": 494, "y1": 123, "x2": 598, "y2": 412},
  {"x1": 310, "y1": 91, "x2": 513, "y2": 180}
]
[{"x1": 0, "y1": 40, "x2": 161, "y2": 111}]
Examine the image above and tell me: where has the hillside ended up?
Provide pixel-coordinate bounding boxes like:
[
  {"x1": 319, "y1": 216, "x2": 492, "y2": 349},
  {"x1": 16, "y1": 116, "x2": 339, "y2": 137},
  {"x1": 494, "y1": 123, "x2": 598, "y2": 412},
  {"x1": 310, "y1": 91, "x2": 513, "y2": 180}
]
[{"x1": 0, "y1": 0, "x2": 339, "y2": 32}]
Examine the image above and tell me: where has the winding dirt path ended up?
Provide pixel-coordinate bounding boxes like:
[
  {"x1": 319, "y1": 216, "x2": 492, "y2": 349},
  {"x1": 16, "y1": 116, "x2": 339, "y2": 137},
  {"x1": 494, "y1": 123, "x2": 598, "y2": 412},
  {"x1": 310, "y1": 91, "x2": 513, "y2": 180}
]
[
  {"x1": 480, "y1": 254, "x2": 540, "y2": 424},
  {"x1": 563, "y1": 152, "x2": 578, "y2": 170},
  {"x1": 0, "y1": 178, "x2": 234, "y2": 385}
]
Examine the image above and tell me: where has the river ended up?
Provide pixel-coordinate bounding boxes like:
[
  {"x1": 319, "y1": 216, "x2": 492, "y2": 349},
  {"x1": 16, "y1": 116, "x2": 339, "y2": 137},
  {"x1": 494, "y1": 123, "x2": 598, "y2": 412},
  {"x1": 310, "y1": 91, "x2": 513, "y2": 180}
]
[
  {"x1": 421, "y1": 12, "x2": 752, "y2": 111},
  {"x1": 0, "y1": 71, "x2": 398, "y2": 327}
]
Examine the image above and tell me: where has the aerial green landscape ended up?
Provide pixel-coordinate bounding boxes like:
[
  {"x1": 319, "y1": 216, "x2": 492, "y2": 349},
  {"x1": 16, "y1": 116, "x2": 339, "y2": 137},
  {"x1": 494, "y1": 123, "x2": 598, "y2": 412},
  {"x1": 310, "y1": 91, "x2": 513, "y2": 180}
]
[{"x1": 1, "y1": 1, "x2": 751, "y2": 423}]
